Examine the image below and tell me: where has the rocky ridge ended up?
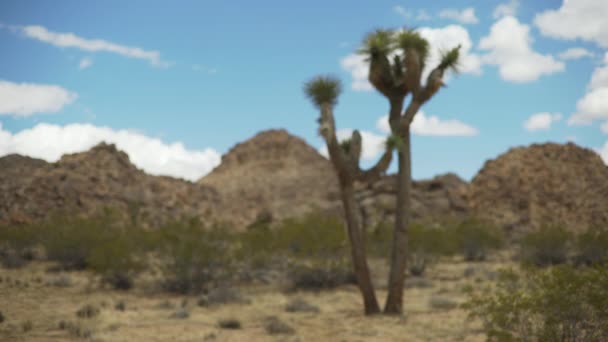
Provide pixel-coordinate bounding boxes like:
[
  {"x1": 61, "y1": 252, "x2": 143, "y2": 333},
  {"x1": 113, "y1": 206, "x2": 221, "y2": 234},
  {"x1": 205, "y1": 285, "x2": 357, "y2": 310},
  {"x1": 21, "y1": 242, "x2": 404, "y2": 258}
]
[
  {"x1": 1, "y1": 131, "x2": 606, "y2": 233},
  {"x1": 469, "y1": 142, "x2": 608, "y2": 233}
]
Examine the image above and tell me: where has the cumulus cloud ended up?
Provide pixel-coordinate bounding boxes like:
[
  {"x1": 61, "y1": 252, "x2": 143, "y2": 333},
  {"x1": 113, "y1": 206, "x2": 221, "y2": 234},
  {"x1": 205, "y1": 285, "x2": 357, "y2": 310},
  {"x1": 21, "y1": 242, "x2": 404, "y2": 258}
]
[
  {"x1": 0, "y1": 122, "x2": 220, "y2": 181},
  {"x1": 17, "y1": 25, "x2": 171, "y2": 67},
  {"x1": 417, "y1": 25, "x2": 483, "y2": 78},
  {"x1": 318, "y1": 129, "x2": 387, "y2": 161},
  {"x1": 376, "y1": 111, "x2": 478, "y2": 136},
  {"x1": 479, "y1": 16, "x2": 565, "y2": 82},
  {"x1": 340, "y1": 54, "x2": 374, "y2": 91},
  {"x1": 523, "y1": 112, "x2": 562, "y2": 132},
  {"x1": 493, "y1": 0, "x2": 519, "y2": 19},
  {"x1": 601, "y1": 122, "x2": 608, "y2": 134},
  {"x1": 598, "y1": 141, "x2": 608, "y2": 164},
  {"x1": 570, "y1": 53, "x2": 608, "y2": 125},
  {"x1": 340, "y1": 25, "x2": 481, "y2": 91},
  {"x1": 439, "y1": 8, "x2": 479, "y2": 24},
  {"x1": 558, "y1": 47, "x2": 594, "y2": 60},
  {"x1": 0, "y1": 80, "x2": 77, "y2": 117},
  {"x1": 78, "y1": 57, "x2": 93, "y2": 70},
  {"x1": 534, "y1": 0, "x2": 608, "y2": 48},
  {"x1": 570, "y1": 88, "x2": 608, "y2": 124}
]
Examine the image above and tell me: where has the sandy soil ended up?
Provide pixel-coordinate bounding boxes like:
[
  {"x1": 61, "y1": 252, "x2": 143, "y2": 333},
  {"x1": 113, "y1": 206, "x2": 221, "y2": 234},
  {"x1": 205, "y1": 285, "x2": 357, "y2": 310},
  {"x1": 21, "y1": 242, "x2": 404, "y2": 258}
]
[{"x1": 0, "y1": 257, "x2": 506, "y2": 341}]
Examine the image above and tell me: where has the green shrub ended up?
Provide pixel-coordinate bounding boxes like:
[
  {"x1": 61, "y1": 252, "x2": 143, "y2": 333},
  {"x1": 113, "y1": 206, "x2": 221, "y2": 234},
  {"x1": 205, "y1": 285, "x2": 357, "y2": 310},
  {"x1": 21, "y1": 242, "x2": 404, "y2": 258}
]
[
  {"x1": 464, "y1": 265, "x2": 608, "y2": 341},
  {"x1": 155, "y1": 220, "x2": 235, "y2": 294},
  {"x1": 408, "y1": 223, "x2": 452, "y2": 275},
  {"x1": 87, "y1": 231, "x2": 145, "y2": 290},
  {"x1": 39, "y1": 216, "x2": 113, "y2": 270},
  {"x1": 574, "y1": 226, "x2": 608, "y2": 266},
  {"x1": 287, "y1": 260, "x2": 355, "y2": 291},
  {"x1": 450, "y1": 219, "x2": 504, "y2": 261},
  {"x1": 0, "y1": 225, "x2": 40, "y2": 268},
  {"x1": 520, "y1": 226, "x2": 572, "y2": 267},
  {"x1": 276, "y1": 213, "x2": 347, "y2": 260}
]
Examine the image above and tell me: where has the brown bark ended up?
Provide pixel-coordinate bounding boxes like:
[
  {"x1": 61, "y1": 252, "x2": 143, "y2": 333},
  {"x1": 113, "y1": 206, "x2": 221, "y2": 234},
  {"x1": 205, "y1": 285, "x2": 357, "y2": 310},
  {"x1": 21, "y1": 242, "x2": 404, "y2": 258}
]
[
  {"x1": 384, "y1": 125, "x2": 412, "y2": 314},
  {"x1": 340, "y1": 182, "x2": 381, "y2": 314},
  {"x1": 318, "y1": 104, "x2": 394, "y2": 315}
]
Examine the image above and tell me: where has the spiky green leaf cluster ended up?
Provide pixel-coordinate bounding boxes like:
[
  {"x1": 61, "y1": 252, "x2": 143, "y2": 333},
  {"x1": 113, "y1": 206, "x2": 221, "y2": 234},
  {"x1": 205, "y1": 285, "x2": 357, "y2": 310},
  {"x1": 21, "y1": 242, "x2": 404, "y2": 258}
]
[
  {"x1": 358, "y1": 29, "x2": 394, "y2": 57},
  {"x1": 438, "y1": 45, "x2": 462, "y2": 73},
  {"x1": 396, "y1": 30, "x2": 430, "y2": 64},
  {"x1": 304, "y1": 75, "x2": 342, "y2": 108},
  {"x1": 385, "y1": 134, "x2": 404, "y2": 152},
  {"x1": 339, "y1": 138, "x2": 352, "y2": 155}
]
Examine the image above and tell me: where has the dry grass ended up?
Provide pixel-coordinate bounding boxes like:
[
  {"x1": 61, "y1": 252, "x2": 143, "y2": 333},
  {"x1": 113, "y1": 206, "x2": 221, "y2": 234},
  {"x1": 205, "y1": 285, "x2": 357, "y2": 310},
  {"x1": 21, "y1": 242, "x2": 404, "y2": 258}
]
[{"x1": 0, "y1": 256, "x2": 506, "y2": 341}]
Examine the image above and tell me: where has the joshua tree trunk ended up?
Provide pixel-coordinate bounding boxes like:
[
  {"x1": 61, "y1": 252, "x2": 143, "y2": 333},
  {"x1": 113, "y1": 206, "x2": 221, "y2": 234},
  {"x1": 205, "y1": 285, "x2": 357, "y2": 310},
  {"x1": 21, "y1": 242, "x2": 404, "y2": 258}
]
[
  {"x1": 340, "y1": 181, "x2": 381, "y2": 314},
  {"x1": 384, "y1": 126, "x2": 411, "y2": 314}
]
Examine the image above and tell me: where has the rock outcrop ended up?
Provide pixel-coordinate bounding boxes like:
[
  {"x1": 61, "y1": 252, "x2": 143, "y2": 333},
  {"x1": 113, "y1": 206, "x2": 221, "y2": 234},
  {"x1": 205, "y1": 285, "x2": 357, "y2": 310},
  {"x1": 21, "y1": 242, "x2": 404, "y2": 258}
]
[
  {"x1": 357, "y1": 173, "x2": 470, "y2": 229},
  {"x1": 469, "y1": 142, "x2": 608, "y2": 233},
  {"x1": 0, "y1": 143, "x2": 219, "y2": 226},
  {"x1": 1, "y1": 132, "x2": 605, "y2": 234},
  {"x1": 199, "y1": 129, "x2": 341, "y2": 228}
]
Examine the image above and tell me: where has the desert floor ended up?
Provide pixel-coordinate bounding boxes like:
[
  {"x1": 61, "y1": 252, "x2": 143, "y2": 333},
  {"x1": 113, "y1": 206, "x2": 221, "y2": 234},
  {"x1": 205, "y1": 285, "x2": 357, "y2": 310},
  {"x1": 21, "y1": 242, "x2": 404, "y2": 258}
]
[{"x1": 0, "y1": 256, "x2": 509, "y2": 342}]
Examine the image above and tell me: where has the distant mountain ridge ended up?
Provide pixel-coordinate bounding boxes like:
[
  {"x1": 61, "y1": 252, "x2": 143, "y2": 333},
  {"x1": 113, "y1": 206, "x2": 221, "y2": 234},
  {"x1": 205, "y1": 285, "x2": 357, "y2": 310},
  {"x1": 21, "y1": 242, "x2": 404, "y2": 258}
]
[{"x1": 1, "y1": 130, "x2": 607, "y2": 232}]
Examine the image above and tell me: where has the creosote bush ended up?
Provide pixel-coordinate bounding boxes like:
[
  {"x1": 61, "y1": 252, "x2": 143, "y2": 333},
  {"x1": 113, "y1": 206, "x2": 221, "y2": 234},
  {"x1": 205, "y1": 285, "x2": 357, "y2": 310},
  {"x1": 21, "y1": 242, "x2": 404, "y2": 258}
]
[
  {"x1": 450, "y1": 219, "x2": 504, "y2": 261},
  {"x1": 574, "y1": 226, "x2": 608, "y2": 266},
  {"x1": 464, "y1": 265, "x2": 608, "y2": 341},
  {"x1": 520, "y1": 225, "x2": 572, "y2": 267},
  {"x1": 154, "y1": 220, "x2": 236, "y2": 294}
]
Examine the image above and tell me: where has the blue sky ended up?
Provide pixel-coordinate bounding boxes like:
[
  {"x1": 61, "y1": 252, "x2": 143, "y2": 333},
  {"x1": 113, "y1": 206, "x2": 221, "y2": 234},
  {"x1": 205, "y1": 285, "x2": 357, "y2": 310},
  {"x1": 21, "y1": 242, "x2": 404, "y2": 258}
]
[{"x1": 1, "y1": 0, "x2": 607, "y2": 181}]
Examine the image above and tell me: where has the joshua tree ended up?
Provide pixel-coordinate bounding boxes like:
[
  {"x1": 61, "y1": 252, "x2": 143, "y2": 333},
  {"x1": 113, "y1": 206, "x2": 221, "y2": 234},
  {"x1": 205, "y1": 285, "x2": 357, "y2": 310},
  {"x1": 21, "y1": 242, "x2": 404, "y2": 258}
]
[
  {"x1": 357, "y1": 29, "x2": 461, "y2": 314},
  {"x1": 304, "y1": 76, "x2": 394, "y2": 315}
]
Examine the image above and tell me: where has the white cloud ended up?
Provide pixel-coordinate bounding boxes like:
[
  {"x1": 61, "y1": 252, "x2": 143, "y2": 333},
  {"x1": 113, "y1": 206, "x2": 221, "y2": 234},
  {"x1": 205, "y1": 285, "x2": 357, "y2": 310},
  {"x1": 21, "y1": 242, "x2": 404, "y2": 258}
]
[
  {"x1": 341, "y1": 25, "x2": 482, "y2": 91},
  {"x1": 523, "y1": 112, "x2": 562, "y2": 132},
  {"x1": 417, "y1": 25, "x2": 483, "y2": 78},
  {"x1": 493, "y1": 0, "x2": 519, "y2": 19},
  {"x1": 0, "y1": 80, "x2": 77, "y2": 117},
  {"x1": 318, "y1": 129, "x2": 387, "y2": 161},
  {"x1": 376, "y1": 111, "x2": 478, "y2": 136},
  {"x1": 340, "y1": 54, "x2": 373, "y2": 91},
  {"x1": 534, "y1": 0, "x2": 608, "y2": 48},
  {"x1": 570, "y1": 88, "x2": 608, "y2": 124},
  {"x1": 416, "y1": 10, "x2": 432, "y2": 21},
  {"x1": 0, "y1": 122, "x2": 220, "y2": 181},
  {"x1": 192, "y1": 64, "x2": 218, "y2": 74},
  {"x1": 558, "y1": 47, "x2": 594, "y2": 60},
  {"x1": 589, "y1": 65, "x2": 608, "y2": 90},
  {"x1": 394, "y1": 6, "x2": 431, "y2": 21},
  {"x1": 78, "y1": 57, "x2": 93, "y2": 70},
  {"x1": 598, "y1": 141, "x2": 608, "y2": 164},
  {"x1": 18, "y1": 25, "x2": 171, "y2": 67},
  {"x1": 601, "y1": 122, "x2": 608, "y2": 134},
  {"x1": 479, "y1": 16, "x2": 565, "y2": 82},
  {"x1": 439, "y1": 8, "x2": 479, "y2": 24},
  {"x1": 394, "y1": 5, "x2": 411, "y2": 19},
  {"x1": 569, "y1": 52, "x2": 608, "y2": 125}
]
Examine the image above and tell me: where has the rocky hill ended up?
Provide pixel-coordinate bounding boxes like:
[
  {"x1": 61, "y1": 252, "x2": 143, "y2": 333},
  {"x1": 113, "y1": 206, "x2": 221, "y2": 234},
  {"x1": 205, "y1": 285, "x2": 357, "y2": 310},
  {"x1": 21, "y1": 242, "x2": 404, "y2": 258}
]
[
  {"x1": 199, "y1": 129, "x2": 470, "y2": 229},
  {"x1": 198, "y1": 129, "x2": 341, "y2": 228},
  {"x1": 1, "y1": 131, "x2": 605, "y2": 233},
  {"x1": 469, "y1": 142, "x2": 608, "y2": 233},
  {"x1": 0, "y1": 143, "x2": 219, "y2": 226}
]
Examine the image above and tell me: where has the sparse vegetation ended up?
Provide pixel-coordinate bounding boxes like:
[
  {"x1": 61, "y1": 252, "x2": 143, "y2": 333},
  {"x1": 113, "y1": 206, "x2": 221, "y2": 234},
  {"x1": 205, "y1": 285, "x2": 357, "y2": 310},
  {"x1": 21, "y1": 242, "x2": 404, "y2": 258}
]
[
  {"x1": 465, "y1": 265, "x2": 608, "y2": 341},
  {"x1": 76, "y1": 304, "x2": 100, "y2": 319},
  {"x1": 520, "y1": 225, "x2": 572, "y2": 267},
  {"x1": 428, "y1": 296, "x2": 458, "y2": 311},
  {"x1": 285, "y1": 298, "x2": 320, "y2": 313},
  {"x1": 574, "y1": 226, "x2": 608, "y2": 266},
  {"x1": 155, "y1": 220, "x2": 235, "y2": 294},
  {"x1": 218, "y1": 318, "x2": 242, "y2": 330},
  {"x1": 450, "y1": 219, "x2": 504, "y2": 262},
  {"x1": 265, "y1": 316, "x2": 295, "y2": 335}
]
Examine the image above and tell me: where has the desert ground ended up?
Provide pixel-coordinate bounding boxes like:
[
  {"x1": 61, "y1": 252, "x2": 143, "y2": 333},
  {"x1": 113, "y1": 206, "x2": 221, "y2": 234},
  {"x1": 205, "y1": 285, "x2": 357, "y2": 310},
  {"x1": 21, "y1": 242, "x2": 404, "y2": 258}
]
[{"x1": 0, "y1": 254, "x2": 512, "y2": 342}]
